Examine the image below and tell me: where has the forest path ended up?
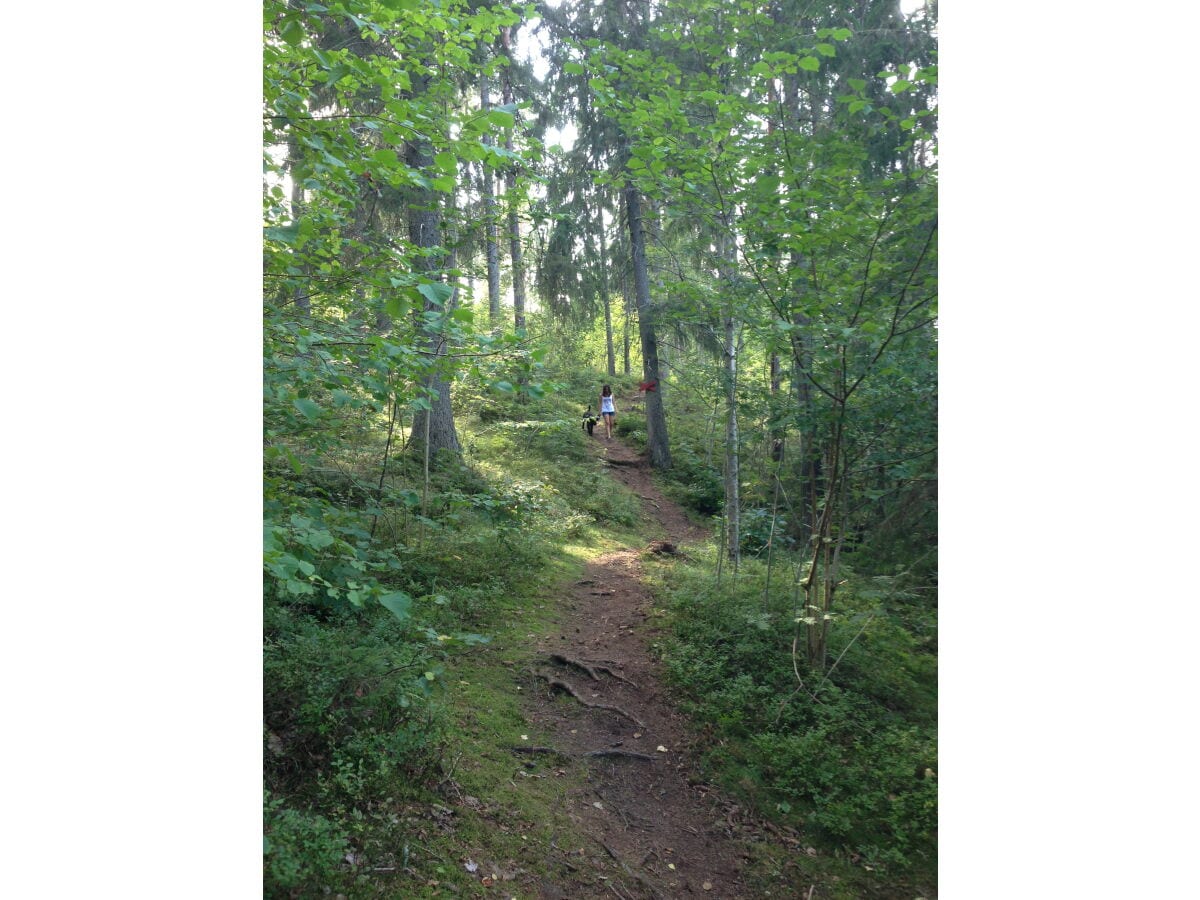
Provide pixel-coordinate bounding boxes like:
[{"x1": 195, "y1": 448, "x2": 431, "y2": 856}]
[{"x1": 520, "y1": 428, "x2": 778, "y2": 899}]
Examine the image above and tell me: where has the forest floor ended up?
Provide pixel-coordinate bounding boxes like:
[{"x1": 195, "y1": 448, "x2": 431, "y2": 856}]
[
  {"x1": 512, "y1": 428, "x2": 805, "y2": 899},
  {"x1": 408, "y1": 422, "x2": 917, "y2": 900}
]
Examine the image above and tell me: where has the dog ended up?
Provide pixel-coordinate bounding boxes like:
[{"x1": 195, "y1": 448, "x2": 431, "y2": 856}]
[{"x1": 582, "y1": 407, "x2": 600, "y2": 436}]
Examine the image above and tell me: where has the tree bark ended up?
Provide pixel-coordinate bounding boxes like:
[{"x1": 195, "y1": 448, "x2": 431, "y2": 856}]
[
  {"x1": 286, "y1": 138, "x2": 310, "y2": 314},
  {"x1": 624, "y1": 170, "x2": 670, "y2": 469},
  {"x1": 724, "y1": 312, "x2": 740, "y2": 569},
  {"x1": 481, "y1": 74, "x2": 502, "y2": 332},
  {"x1": 598, "y1": 216, "x2": 615, "y2": 377},
  {"x1": 719, "y1": 223, "x2": 740, "y2": 569},
  {"x1": 406, "y1": 79, "x2": 461, "y2": 460},
  {"x1": 502, "y1": 32, "x2": 526, "y2": 333}
]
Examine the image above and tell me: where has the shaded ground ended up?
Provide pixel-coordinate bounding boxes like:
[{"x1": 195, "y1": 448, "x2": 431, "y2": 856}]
[{"x1": 517, "y1": 428, "x2": 801, "y2": 899}]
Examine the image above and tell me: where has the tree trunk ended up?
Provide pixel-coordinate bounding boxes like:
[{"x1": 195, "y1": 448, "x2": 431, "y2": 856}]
[
  {"x1": 624, "y1": 171, "x2": 670, "y2": 469},
  {"x1": 598, "y1": 218, "x2": 615, "y2": 377},
  {"x1": 718, "y1": 222, "x2": 740, "y2": 569},
  {"x1": 724, "y1": 313, "x2": 740, "y2": 570},
  {"x1": 770, "y1": 350, "x2": 784, "y2": 462},
  {"x1": 481, "y1": 75, "x2": 502, "y2": 332},
  {"x1": 618, "y1": 193, "x2": 633, "y2": 375},
  {"x1": 502, "y1": 35, "x2": 526, "y2": 333},
  {"x1": 286, "y1": 138, "x2": 310, "y2": 314},
  {"x1": 406, "y1": 84, "x2": 461, "y2": 460}
]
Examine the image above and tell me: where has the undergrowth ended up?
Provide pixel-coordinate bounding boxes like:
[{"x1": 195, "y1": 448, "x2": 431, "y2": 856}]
[
  {"x1": 646, "y1": 548, "x2": 937, "y2": 880},
  {"x1": 263, "y1": 371, "x2": 634, "y2": 897}
]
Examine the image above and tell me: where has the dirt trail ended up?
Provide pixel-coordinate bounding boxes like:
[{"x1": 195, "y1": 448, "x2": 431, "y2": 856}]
[{"x1": 522, "y1": 428, "x2": 770, "y2": 899}]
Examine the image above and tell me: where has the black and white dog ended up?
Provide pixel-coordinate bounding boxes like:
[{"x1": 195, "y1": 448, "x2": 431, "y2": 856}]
[{"x1": 582, "y1": 406, "x2": 600, "y2": 436}]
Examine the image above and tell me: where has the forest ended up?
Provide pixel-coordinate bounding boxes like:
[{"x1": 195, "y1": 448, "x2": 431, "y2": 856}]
[{"x1": 264, "y1": 0, "x2": 937, "y2": 897}]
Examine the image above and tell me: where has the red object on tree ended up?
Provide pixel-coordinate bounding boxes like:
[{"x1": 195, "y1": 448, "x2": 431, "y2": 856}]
[{"x1": 638, "y1": 380, "x2": 657, "y2": 393}]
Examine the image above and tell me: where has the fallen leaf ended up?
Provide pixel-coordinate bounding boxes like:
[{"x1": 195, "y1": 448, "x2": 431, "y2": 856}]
[
  {"x1": 521, "y1": 734, "x2": 528, "y2": 740},
  {"x1": 593, "y1": 801, "x2": 604, "y2": 809},
  {"x1": 668, "y1": 863, "x2": 676, "y2": 870},
  {"x1": 657, "y1": 745, "x2": 669, "y2": 752},
  {"x1": 703, "y1": 882, "x2": 713, "y2": 891},
  {"x1": 633, "y1": 732, "x2": 642, "y2": 738},
  {"x1": 465, "y1": 860, "x2": 479, "y2": 873}
]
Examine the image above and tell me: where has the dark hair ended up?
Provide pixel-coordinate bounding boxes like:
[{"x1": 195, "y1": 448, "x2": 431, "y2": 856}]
[{"x1": 601, "y1": 385, "x2": 612, "y2": 396}]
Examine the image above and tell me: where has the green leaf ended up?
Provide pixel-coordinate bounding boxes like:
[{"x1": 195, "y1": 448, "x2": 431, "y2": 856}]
[
  {"x1": 385, "y1": 295, "x2": 411, "y2": 319},
  {"x1": 815, "y1": 43, "x2": 836, "y2": 58},
  {"x1": 265, "y1": 224, "x2": 300, "y2": 244},
  {"x1": 371, "y1": 148, "x2": 399, "y2": 168},
  {"x1": 494, "y1": 380, "x2": 515, "y2": 393},
  {"x1": 379, "y1": 591, "x2": 412, "y2": 620},
  {"x1": 306, "y1": 529, "x2": 335, "y2": 550},
  {"x1": 280, "y1": 19, "x2": 305, "y2": 46},
  {"x1": 417, "y1": 282, "x2": 454, "y2": 306},
  {"x1": 450, "y1": 307, "x2": 474, "y2": 322},
  {"x1": 292, "y1": 398, "x2": 321, "y2": 420},
  {"x1": 563, "y1": 61, "x2": 585, "y2": 75},
  {"x1": 487, "y1": 109, "x2": 514, "y2": 129},
  {"x1": 431, "y1": 175, "x2": 456, "y2": 193},
  {"x1": 434, "y1": 151, "x2": 457, "y2": 174},
  {"x1": 799, "y1": 56, "x2": 820, "y2": 72}
]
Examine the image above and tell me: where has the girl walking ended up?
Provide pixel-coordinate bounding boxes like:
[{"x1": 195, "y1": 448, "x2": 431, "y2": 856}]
[{"x1": 599, "y1": 385, "x2": 616, "y2": 439}]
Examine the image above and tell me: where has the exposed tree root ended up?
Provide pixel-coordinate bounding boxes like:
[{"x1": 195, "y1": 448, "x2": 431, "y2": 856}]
[
  {"x1": 590, "y1": 664, "x2": 639, "y2": 689},
  {"x1": 547, "y1": 653, "x2": 638, "y2": 688},
  {"x1": 584, "y1": 749, "x2": 654, "y2": 761},
  {"x1": 509, "y1": 745, "x2": 573, "y2": 759},
  {"x1": 508, "y1": 746, "x2": 653, "y2": 762},
  {"x1": 591, "y1": 835, "x2": 665, "y2": 899},
  {"x1": 548, "y1": 652, "x2": 600, "y2": 680},
  {"x1": 535, "y1": 672, "x2": 647, "y2": 728}
]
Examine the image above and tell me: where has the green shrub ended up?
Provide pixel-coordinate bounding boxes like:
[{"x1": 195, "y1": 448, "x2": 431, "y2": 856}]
[
  {"x1": 263, "y1": 791, "x2": 348, "y2": 897},
  {"x1": 263, "y1": 603, "x2": 443, "y2": 800},
  {"x1": 659, "y1": 447, "x2": 723, "y2": 516},
  {"x1": 655, "y1": 553, "x2": 937, "y2": 872}
]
